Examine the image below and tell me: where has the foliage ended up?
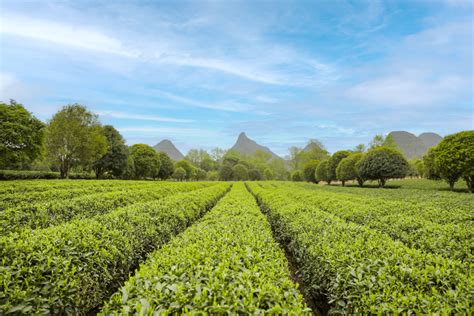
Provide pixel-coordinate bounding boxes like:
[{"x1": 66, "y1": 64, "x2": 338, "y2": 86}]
[
  {"x1": 46, "y1": 104, "x2": 107, "y2": 178},
  {"x1": 172, "y1": 167, "x2": 186, "y2": 181},
  {"x1": 206, "y1": 170, "x2": 219, "y2": 181},
  {"x1": 157, "y1": 152, "x2": 174, "y2": 180},
  {"x1": 0, "y1": 169, "x2": 94, "y2": 180},
  {"x1": 248, "y1": 168, "x2": 263, "y2": 180},
  {"x1": 101, "y1": 184, "x2": 308, "y2": 314},
  {"x1": 263, "y1": 168, "x2": 274, "y2": 180},
  {"x1": 288, "y1": 139, "x2": 329, "y2": 170},
  {"x1": 129, "y1": 144, "x2": 161, "y2": 179},
  {"x1": 358, "y1": 147, "x2": 408, "y2": 187},
  {"x1": 174, "y1": 160, "x2": 194, "y2": 180},
  {"x1": 248, "y1": 183, "x2": 473, "y2": 314},
  {"x1": 315, "y1": 160, "x2": 331, "y2": 184},
  {"x1": 423, "y1": 147, "x2": 440, "y2": 180},
  {"x1": 336, "y1": 153, "x2": 364, "y2": 186},
  {"x1": 219, "y1": 164, "x2": 233, "y2": 181},
  {"x1": 302, "y1": 160, "x2": 320, "y2": 183},
  {"x1": 290, "y1": 170, "x2": 303, "y2": 181},
  {"x1": 92, "y1": 125, "x2": 128, "y2": 178},
  {"x1": 0, "y1": 184, "x2": 229, "y2": 314},
  {"x1": 0, "y1": 182, "x2": 204, "y2": 234},
  {"x1": 327, "y1": 150, "x2": 351, "y2": 182},
  {"x1": 232, "y1": 163, "x2": 249, "y2": 180},
  {"x1": 432, "y1": 131, "x2": 474, "y2": 192},
  {"x1": 0, "y1": 100, "x2": 45, "y2": 170},
  {"x1": 193, "y1": 168, "x2": 207, "y2": 181}
]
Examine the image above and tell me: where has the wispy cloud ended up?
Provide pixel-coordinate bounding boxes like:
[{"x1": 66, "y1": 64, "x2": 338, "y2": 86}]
[
  {"x1": 97, "y1": 110, "x2": 193, "y2": 123},
  {"x1": 0, "y1": 13, "x2": 136, "y2": 57}
]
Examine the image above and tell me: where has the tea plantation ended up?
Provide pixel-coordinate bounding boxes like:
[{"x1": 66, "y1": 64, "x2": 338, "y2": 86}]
[{"x1": 0, "y1": 179, "x2": 472, "y2": 314}]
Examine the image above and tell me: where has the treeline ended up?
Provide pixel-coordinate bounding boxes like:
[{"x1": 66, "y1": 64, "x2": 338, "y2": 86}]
[
  {"x1": 0, "y1": 101, "x2": 288, "y2": 181},
  {"x1": 290, "y1": 132, "x2": 473, "y2": 192}
]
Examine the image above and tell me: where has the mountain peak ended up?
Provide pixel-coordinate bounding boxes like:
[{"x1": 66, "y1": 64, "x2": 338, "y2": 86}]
[
  {"x1": 230, "y1": 132, "x2": 281, "y2": 159},
  {"x1": 153, "y1": 139, "x2": 184, "y2": 161},
  {"x1": 388, "y1": 131, "x2": 442, "y2": 159}
]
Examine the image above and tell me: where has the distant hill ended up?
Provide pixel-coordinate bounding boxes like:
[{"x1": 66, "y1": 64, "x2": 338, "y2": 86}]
[
  {"x1": 229, "y1": 132, "x2": 281, "y2": 159},
  {"x1": 153, "y1": 139, "x2": 184, "y2": 161},
  {"x1": 388, "y1": 131, "x2": 442, "y2": 159}
]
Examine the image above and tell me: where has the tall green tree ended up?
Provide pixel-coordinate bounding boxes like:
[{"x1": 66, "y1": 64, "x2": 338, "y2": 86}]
[
  {"x1": 0, "y1": 100, "x2": 45, "y2": 169},
  {"x1": 129, "y1": 144, "x2": 160, "y2": 179},
  {"x1": 291, "y1": 170, "x2": 303, "y2": 181},
  {"x1": 174, "y1": 160, "x2": 195, "y2": 180},
  {"x1": 93, "y1": 125, "x2": 128, "y2": 178},
  {"x1": 219, "y1": 164, "x2": 233, "y2": 181},
  {"x1": 336, "y1": 153, "x2": 365, "y2": 186},
  {"x1": 172, "y1": 167, "x2": 186, "y2": 181},
  {"x1": 315, "y1": 160, "x2": 331, "y2": 184},
  {"x1": 232, "y1": 163, "x2": 249, "y2": 181},
  {"x1": 157, "y1": 152, "x2": 174, "y2": 180},
  {"x1": 46, "y1": 104, "x2": 107, "y2": 178},
  {"x1": 302, "y1": 160, "x2": 320, "y2": 183},
  {"x1": 422, "y1": 148, "x2": 440, "y2": 180},
  {"x1": 358, "y1": 147, "x2": 408, "y2": 187},
  {"x1": 263, "y1": 168, "x2": 274, "y2": 180},
  {"x1": 327, "y1": 150, "x2": 351, "y2": 182},
  {"x1": 433, "y1": 131, "x2": 474, "y2": 192}
]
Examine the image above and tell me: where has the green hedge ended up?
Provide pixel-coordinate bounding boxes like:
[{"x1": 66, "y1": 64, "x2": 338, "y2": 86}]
[
  {"x1": 0, "y1": 184, "x2": 230, "y2": 314},
  {"x1": 0, "y1": 182, "x2": 211, "y2": 235},
  {"x1": 100, "y1": 183, "x2": 309, "y2": 314},
  {"x1": 247, "y1": 183, "x2": 473, "y2": 314},
  {"x1": 0, "y1": 169, "x2": 95, "y2": 180}
]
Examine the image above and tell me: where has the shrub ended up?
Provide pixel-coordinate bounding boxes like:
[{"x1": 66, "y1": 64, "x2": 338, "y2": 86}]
[
  {"x1": 358, "y1": 147, "x2": 408, "y2": 187},
  {"x1": 302, "y1": 160, "x2": 320, "y2": 183},
  {"x1": 336, "y1": 153, "x2": 364, "y2": 186},
  {"x1": 291, "y1": 170, "x2": 303, "y2": 182},
  {"x1": 315, "y1": 160, "x2": 331, "y2": 184}
]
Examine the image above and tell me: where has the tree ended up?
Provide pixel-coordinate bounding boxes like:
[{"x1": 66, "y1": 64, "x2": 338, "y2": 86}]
[
  {"x1": 193, "y1": 168, "x2": 207, "y2": 181},
  {"x1": 263, "y1": 168, "x2": 274, "y2": 180},
  {"x1": 414, "y1": 159, "x2": 424, "y2": 178},
  {"x1": 288, "y1": 146, "x2": 303, "y2": 170},
  {"x1": 210, "y1": 147, "x2": 226, "y2": 162},
  {"x1": 358, "y1": 147, "x2": 408, "y2": 187},
  {"x1": 232, "y1": 163, "x2": 249, "y2": 181},
  {"x1": 433, "y1": 131, "x2": 474, "y2": 192},
  {"x1": 423, "y1": 148, "x2": 440, "y2": 180},
  {"x1": 327, "y1": 150, "x2": 351, "y2": 182},
  {"x1": 369, "y1": 134, "x2": 397, "y2": 150},
  {"x1": 219, "y1": 164, "x2": 233, "y2": 181},
  {"x1": 200, "y1": 157, "x2": 217, "y2": 171},
  {"x1": 315, "y1": 160, "x2": 331, "y2": 184},
  {"x1": 0, "y1": 100, "x2": 45, "y2": 169},
  {"x1": 173, "y1": 167, "x2": 186, "y2": 181},
  {"x1": 302, "y1": 160, "x2": 320, "y2": 183},
  {"x1": 336, "y1": 153, "x2": 365, "y2": 186},
  {"x1": 248, "y1": 168, "x2": 263, "y2": 181},
  {"x1": 291, "y1": 170, "x2": 303, "y2": 181},
  {"x1": 206, "y1": 170, "x2": 219, "y2": 181},
  {"x1": 129, "y1": 144, "x2": 160, "y2": 179},
  {"x1": 174, "y1": 160, "x2": 194, "y2": 180},
  {"x1": 157, "y1": 152, "x2": 174, "y2": 180},
  {"x1": 46, "y1": 104, "x2": 107, "y2": 178},
  {"x1": 92, "y1": 125, "x2": 128, "y2": 178},
  {"x1": 185, "y1": 149, "x2": 211, "y2": 168},
  {"x1": 353, "y1": 144, "x2": 366, "y2": 153}
]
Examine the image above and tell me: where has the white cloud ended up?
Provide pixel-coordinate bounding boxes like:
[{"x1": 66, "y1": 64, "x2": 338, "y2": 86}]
[
  {"x1": 347, "y1": 74, "x2": 466, "y2": 107},
  {"x1": 97, "y1": 110, "x2": 193, "y2": 123},
  {"x1": 0, "y1": 13, "x2": 137, "y2": 57},
  {"x1": 118, "y1": 126, "x2": 216, "y2": 137}
]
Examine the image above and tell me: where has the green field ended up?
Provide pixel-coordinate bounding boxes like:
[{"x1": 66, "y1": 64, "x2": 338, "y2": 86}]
[{"x1": 0, "y1": 179, "x2": 472, "y2": 314}]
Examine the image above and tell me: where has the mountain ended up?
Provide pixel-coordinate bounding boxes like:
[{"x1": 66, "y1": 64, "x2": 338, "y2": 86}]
[
  {"x1": 419, "y1": 132, "x2": 443, "y2": 149},
  {"x1": 229, "y1": 132, "x2": 281, "y2": 159},
  {"x1": 388, "y1": 131, "x2": 442, "y2": 159},
  {"x1": 153, "y1": 139, "x2": 184, "y2": 161}
]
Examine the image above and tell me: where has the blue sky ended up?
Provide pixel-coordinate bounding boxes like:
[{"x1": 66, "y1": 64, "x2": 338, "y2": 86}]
[{"x1": 0, "y1": 0, "x2": 472, "y2": 156}]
